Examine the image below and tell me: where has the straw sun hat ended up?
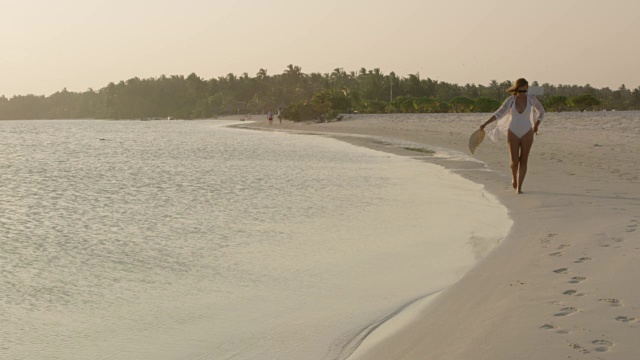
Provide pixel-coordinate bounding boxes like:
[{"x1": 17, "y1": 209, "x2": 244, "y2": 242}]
[{"x1": 468, "y1": 128, "x2": 485, "y2": 155}]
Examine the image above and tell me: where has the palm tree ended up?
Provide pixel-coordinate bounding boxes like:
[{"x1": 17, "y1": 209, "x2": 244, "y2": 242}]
[
  {"x1": 489, "y1": 80, "x2": 500, "y2": 100},
  {"x1": 256, "y1": 68, "x2": 268, "y2": 80},
  {"x1": 284, "y1": 64, "x2": 302, "y2": 78}
]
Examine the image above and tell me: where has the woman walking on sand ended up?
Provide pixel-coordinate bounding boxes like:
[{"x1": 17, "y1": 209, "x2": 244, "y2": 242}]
[{"x1": 480, "y1": 78, "x2": 545, "y2": 194}]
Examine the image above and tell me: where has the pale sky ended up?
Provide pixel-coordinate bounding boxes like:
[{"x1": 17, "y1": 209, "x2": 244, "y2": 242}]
[{"x1": 1, "y1": 0, "x2": 639, "y2": 96}]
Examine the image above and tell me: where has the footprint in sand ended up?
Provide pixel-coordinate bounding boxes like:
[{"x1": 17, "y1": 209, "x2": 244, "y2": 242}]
[
  {"x1": 574, "y1": 257, "x2": 592, "y2": 263},
  {"x1": 540, "y1": 324, "x2": 570, "y2": 334},
  {"x1": 563, "y1": 289, "x2": 586, "y2": 297},
  {"x1": 569, "y1": 343, "x2": 590, "y2": 354},
  {"x1": 592, "y1": 340, "x2": 613, "y2": 352},
  {"x1": 540, "y1": 234, "x2": 557, "y2": 244},
  {"x1": 598, "y1": 298, "x2": 622, "y2": 307},
  {"x1": 608, "y1": 238, "x2": 626, "y2": 248},
  {"x1": 553, "y1": 268, "x2": 568, "y2": 274},
  {"x1": 555, "y1": 307, "x2": 578, "y2": 317},
  {"x1": 557, "y1": 244, "x2": 571, "y2": 250},
  {"x1": 569, "y1": 276, "x2": 586, "y2": 284},
  {"x1": 549, "y1": 252, "x2": 564, "y2": 257},
  {"x1": 615, "y1": 316, "x2": 637, "y2": 323}
]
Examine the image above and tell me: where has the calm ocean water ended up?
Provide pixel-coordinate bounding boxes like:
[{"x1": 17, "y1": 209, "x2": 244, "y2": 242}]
[{"x1": 0, "y1": 120, "x2": 511, "y2": 359}]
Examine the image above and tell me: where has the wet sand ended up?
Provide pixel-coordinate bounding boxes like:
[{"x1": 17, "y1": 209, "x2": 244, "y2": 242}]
[{"x1": 233, "y1": 111, "x2": 640, "y2": 359}]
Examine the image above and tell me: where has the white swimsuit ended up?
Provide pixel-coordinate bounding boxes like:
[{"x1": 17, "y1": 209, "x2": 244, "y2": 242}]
[
  {"x1": 509, "y1": 98, "x2": 533, "y2": 138},
  {"x1": 487, "y1": 95, "x2": 545, "y2": 142}
]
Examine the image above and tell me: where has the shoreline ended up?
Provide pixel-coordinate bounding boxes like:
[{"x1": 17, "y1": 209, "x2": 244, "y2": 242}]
[{"x1": 230, "y1": 112, "x2": 640, "y2": 359}]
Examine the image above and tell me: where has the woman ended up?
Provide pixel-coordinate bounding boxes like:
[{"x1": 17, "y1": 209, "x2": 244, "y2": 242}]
[{"x1": 480, "y1": 78, "x2": 545, "y2": 194}]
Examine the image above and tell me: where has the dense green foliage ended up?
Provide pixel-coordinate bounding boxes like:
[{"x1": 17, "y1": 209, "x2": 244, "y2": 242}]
[{"x1": 1, "y1": 65, "x2": 639, "y2": 120}]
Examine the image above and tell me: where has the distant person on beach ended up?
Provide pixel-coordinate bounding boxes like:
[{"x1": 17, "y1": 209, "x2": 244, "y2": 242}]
[
  {"x1": 267, "y1": 111, "x2": 273, "y2": 125},
  {"x1": 277, "y1": 108, "x2": 282, "y2": 124},
  {"x1": 480, "y1": 78, "x2": 545, "y2": 194}
]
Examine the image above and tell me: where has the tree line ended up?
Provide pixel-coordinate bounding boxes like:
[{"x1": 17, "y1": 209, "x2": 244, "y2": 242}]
[{"x1": 1, "y1": 65, "x2": 639, "y2": 121}]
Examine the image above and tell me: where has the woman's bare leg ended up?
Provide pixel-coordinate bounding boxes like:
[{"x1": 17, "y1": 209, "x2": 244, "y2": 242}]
[
  {"x1": 517, "y1": 130, "x2": 534, "y2": 193},
  {"x1": 507, "y1": 130, "x2": 521, "y2": 191}
]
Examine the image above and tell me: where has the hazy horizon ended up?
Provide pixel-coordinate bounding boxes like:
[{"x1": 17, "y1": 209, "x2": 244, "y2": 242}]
[{"x1": 2, "y1": 0, "x2": 639, "y2": 97}]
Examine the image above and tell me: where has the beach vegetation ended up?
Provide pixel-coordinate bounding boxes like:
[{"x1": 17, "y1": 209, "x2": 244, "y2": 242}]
[
  {"x1": 361, "y1": 100, "x2": 388, "y2": 114},
  {"x1": 631, "y1": 88, "x2": 640, "y2": 108},
  {"x1": 1, "y1": 67, "x2": 638, "y2": 120},
  {"x1": 391, "y1": 95, "x2": 418, "y2": 113},
  {"x1": 449, "y1": 97, "x2": 475, "y2": 112},
  {"x1": 473, "y1": 97, "x2": 501, "y2": 113},
  {"x1": 568, "y1": 94, "x2": 601, "y2": 112},
  {"x1": 544, "y1": 96, "x2": 569, "y2": 112}
]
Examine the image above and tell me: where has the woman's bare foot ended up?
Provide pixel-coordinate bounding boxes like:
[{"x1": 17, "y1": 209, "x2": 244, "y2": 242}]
[
  {"x1": 512, "y1": 179, "x2": 517, "y2": 189},
  {"x1": 516, "y1": 188, "x2": 523, "y2": 194}
]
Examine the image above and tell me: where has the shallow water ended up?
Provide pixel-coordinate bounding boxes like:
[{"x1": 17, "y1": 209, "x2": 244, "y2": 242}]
[{"x1": 0, "y1": 120, "x2": 511, "y2": 359}]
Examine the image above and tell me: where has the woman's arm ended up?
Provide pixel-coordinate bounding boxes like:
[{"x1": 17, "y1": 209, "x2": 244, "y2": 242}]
[
  {"x1": 480, "y1": 96, "x2": 512, "y2": 129},
  {"x1": 531, "y1": 96, "x2": 545, "y2": 134},
  {"x1": 531, "y1": 95, "x2": 545, "y2": 122},
  {"x1": 480, "y1": 115, "x2": 496, "y2": 130}
]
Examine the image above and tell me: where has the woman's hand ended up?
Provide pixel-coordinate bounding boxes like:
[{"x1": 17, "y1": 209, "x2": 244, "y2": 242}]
[
  {"x1": 481, "y1": 116, "x2": 496, "y2": 130},
  {"x1": 533, "y1": 122, "x2": 540, "y2": 135}
]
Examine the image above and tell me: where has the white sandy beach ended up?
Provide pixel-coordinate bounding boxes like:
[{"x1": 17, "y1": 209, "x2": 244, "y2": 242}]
[{"x1": 236, "y1": 111, "x2": 640, "y2": 359}]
